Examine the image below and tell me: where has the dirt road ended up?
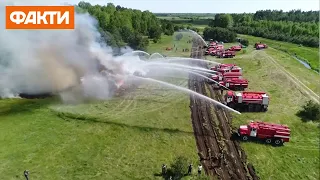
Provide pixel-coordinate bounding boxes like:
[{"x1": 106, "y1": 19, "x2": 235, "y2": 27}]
[{"x1": 188, "y1": 38, "x2": 259, "y2": 180}]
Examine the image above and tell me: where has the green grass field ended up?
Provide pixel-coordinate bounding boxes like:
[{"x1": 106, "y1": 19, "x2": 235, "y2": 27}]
[
  {"x1": 157, "y1": 16, "x2": 182, "y2": 20},
  {"x1": 237, "y1": 34, "x2": 319, "y2": 72},
  {"x1": 149, "y1": 34, "x2": 319, "y2": 180},
  {"x1": 0, "y1": 83, "x2": 205, "y2": 179},
  {"x1": 148, "y1": 32, "x2": 193, "y2": 57},
  {"x1": 153, "y1": 32, "x2": 319, "y2": 179},
  {"x1": 0, "y1": 33, "x2": 204, "y2": 180},
  {"x1": 206, "y1": 45, "x2": 319, "y2": 180},
  {"x1": 0, "y1": 32, "x2": 319, "y2": 180}
]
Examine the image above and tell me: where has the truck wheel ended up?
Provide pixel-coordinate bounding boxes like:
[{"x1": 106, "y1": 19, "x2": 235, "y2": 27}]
[
  {"x1": 265, "y1": 138, "x2": 272, "y2": 144},
  {"x1": 255, "y1": 105, "x2": 261, "y2": 112},
  {"x1": 274, "y1": 139, "x2": 283, "y2": 146},
  {"x1": 248, "y1": 104, "x2": 254, "y2": 112},
  {"x1": 242, "y1": 136, "x2": 248, "y2": 141},
  {"x1": 228, "y1": 103, "x2": 235, "y2": 109}
]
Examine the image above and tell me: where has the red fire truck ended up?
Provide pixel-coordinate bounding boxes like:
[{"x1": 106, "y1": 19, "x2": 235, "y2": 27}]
[
  {"x1": 219, "y1": 78, "x2": 248, "y2": 91},
  {"x1": 211, "y1": 64, "x2": 237, "y2": 71},
  {"x1": 205, "y1": 48, "x2": 218, "y2": 56},
  {"x1": 237, "y1": 121, "x2": 290, "y2": 146},
  {"x1": 205, "y1": 44, "x2": 224, "y2": 56},
  {"x1": 229, "y1": 45, "x2": 242, "y2": 51},
  {"x1": 254, "y1": 42, "x2": 268, "y2": 50},
  {"x1": 212, "y1": 72, "x2": 243, "y2": 81},
  {"x1": 224, "y1": 91, "x2": 269, "y2": 112},
  {"x1": 216, "y1": 50, "x2": 235, "y2": 58}
]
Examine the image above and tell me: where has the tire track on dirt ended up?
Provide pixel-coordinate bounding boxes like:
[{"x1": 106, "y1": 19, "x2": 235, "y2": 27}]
[
  {"x1": 189, "y1": 44, "x2": 230, "y2": 179},
  {"x1": 189, "y1": 38, "x2": 259, "y2": 180}
]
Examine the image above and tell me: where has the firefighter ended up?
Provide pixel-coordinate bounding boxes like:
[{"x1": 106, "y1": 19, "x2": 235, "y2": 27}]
[
  {"x1": 198, "y1": 164, "x2": 202, "y2": 175},
  {"x1": 24, "y1": 170, "x2": 29, "y2": 180},
  {"x1": 162, "y1": 164, "x2": 167, "y2": 176},
  {"x1": 207, "y1": 148, "x2": 212, "y2": 160},
  {"x1": 187, "y1": 164, "x2": 193, "y2": 175}
]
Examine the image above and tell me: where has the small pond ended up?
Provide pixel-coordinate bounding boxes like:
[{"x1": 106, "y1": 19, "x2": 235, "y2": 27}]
[{"x1": 292, "y1": 56, "x2": 311, "y2": 69}]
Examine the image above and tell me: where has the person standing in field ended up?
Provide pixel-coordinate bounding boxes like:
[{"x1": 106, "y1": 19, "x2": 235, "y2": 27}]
[
  {"x1": 198, "y1": 164, "x2": 202, "y2": 175},
  {"x1": 24, "y1": 170, "x2": 29, "y2": 180},
  {"x1": 162, "y1": 164, "x2": 167, "y2": 176},
  {"x1": 188, "y1": 164, "x2": 193, "y2": 175}
]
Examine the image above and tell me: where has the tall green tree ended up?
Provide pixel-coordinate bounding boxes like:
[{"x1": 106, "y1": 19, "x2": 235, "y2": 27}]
[
  {"x1": 77, "y1": 1, "x2": 163, "y2": 49},
  {"x1": 214, "y1": 14, "x2": 234, "y2": 28},
  {"x1": 128, "y1": 32, "x2": 149, "y2": 51},
  {"x1": 203, "y1": 27, "x2": 236, "y2": 42}
]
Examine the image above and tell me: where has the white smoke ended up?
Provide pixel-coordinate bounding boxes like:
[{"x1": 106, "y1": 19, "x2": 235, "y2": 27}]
[{"x1": 0, "y1": 1, "x2": 131, "y2": 102}]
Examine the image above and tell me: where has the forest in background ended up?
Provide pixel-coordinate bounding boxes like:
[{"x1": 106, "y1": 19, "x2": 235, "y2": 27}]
[
  {"x1": 158, "y1": 10, "x2": 319, "y2": 47},
  {"x1": 77, "y1": 1, "x2": 190, "y2": 51},
  {"x1": 229, "y1": 10, "x2": 319, "y2": 47}
]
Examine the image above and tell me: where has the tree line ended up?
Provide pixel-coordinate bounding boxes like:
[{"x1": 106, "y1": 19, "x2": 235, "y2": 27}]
[
  {"x1": 77, "y1": 1, "x2": 178, "y2": 50},
  {"x1": 203, "y1": 27, "x2": 236, "y2": 43},
  {"x1": 208, "y1": 11, "x2": 319, "y2": 47},
  {"x1": 252, "y1": 10, "x2": 319, "y2": 23}
]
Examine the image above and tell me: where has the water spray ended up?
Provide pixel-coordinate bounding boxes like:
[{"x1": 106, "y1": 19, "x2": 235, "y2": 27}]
[
  {"x1": 131, "y1": 75, "x2": 241, "y2": 114},
  {"x1": 149, "y1": 53, "x2": 165, "y2": 59},
  {"x1": 162, "y1": 57, "x2": 220, "y2": 65},
  {"x1": 143, "y1": 62, "x2": 217, "y2": 74},
  {"x1": 127, "y1": 50, "x2": 150, "y2": 57},
  {"x1": 187, "y1": 29, "x2": 208, "y2": 47},
  {"x1": 150, "y1": 58, "x2": 220, "y2": 67},
  {"x1": 188, "y1": 69, "x2": 216, "y2": 76},
  {"x1": 150, "y1": 66, "x2": 231, "y2": 90}
]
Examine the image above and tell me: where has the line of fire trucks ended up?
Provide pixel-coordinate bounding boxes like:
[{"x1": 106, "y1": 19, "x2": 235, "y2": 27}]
[
  {"x1": 204, "y1": 42, "x2": 290, "y2": 146},
  {"x1": 205, "y1": 41, "x2": 236, "y2": 58},
  {"x1": 208, "y1": 63, "x2": 268, "y2": 112},
  {"x1": 205, "y1": 40, "x2": 268, "y2": 58}
]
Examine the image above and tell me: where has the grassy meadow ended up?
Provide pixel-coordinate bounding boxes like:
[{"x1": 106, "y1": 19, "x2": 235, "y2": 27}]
[
  {"x1": 0, "y1": 30, "x2": 319, "y2": 180},
  {"x1": 148, "y1": 32, "x2": 194, "y2": 57},
  {"x1": 0, "y1": 33, "x2": 204, "y2": 180},
  {"x1": 207, "y1": 45, "x2": 319, "y2": 180},
  {"x1": 237, "y1": 34, "x2": 319, "y2": 72},
  {"x1": 149, "y1": 32, "x2": 320, "y2": 179}
]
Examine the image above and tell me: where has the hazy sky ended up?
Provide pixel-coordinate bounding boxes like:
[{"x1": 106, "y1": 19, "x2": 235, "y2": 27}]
[
  {"x1": 3, "y1": 0, "x2": 320, "y2": 13},
  {"x1": 70, "y1": 0, "x2": 319, "y2": 13}
]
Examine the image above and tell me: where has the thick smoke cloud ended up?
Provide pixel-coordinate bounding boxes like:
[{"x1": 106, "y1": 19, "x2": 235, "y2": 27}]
[{"x1": 0, "y1": 1, "x2": 132, "y2": 102}]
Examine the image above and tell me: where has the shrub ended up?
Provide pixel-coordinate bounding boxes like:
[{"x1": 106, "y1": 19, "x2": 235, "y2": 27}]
[
  {"x1": 175, "y1": 33, "x2": 183, "y2": 41},
  {"x1": 297, "y1": 100, "x2": 320, "y2": 121},
  {"x1": 170, "y1": 156, "x2": 189, "y2": 179},
  {"x1": 203, "y1": 27, "x2": 237, "y2": 42},
  {"x1": 240, "y1": 38, "x2": 249, "y2": 46},
  {"x1": 257, "y1": 59, "x2": 261, "y2": 66}
]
